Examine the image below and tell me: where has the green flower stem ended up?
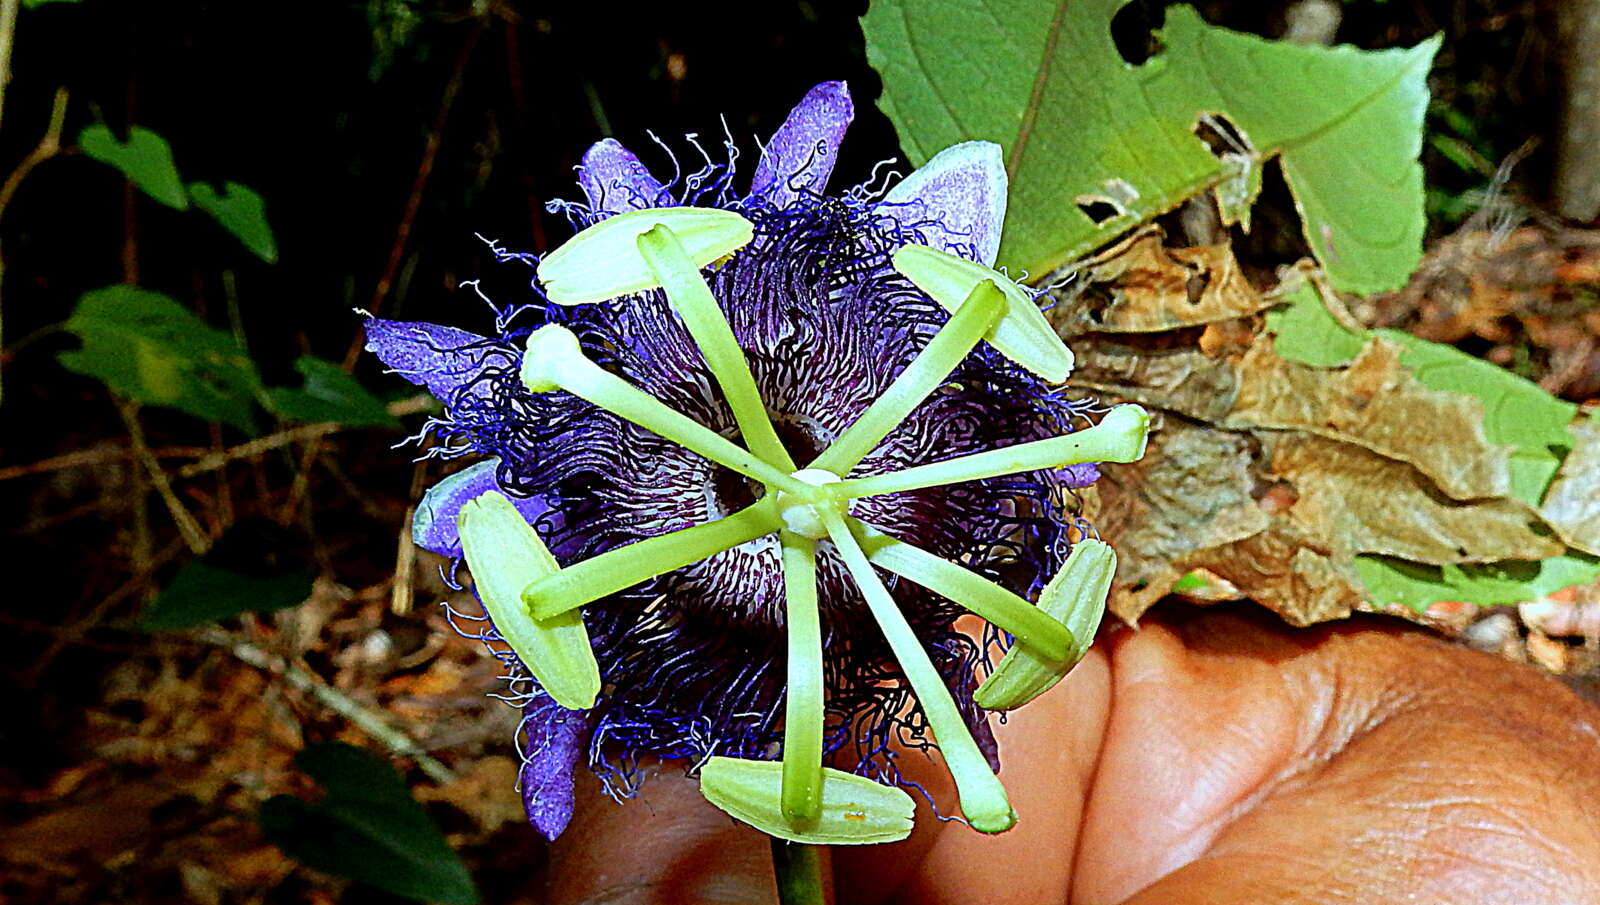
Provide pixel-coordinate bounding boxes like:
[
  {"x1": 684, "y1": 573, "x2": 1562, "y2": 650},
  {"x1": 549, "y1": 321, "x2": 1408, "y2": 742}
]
[
  {"x1": 779, "y1": 529, "x2": 824, "y2": 825},
  {"x1": 809, "y1": 281, "x2": 1007, "y2": 475},
  {"x1": 522, "y1": 328, "x2": 810, "y2": 496},
  {"x1": 638, "y1": 225, "x2": 797, "y2": 472},
  {"x1": 524, "y1": 499, "x2": 781, "y2": 619},
  {"x1": 849, "y1": 520, "x2": 1074, "y2": 663},
  {"x1": 821, "y1": 510, "x2": 1016, "y2": 834},
  {"x1": 771, "y1": 838, "x2": 828, "y2": 905},
  {"x1": 831, "y1": 403, "x2": 1149, "y2": 500}
]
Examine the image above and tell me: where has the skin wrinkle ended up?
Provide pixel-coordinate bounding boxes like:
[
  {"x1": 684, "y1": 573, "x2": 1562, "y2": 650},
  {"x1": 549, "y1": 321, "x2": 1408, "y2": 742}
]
[{"x1": 1107, "y1": 616, "x2": 1600, "y2": 905}]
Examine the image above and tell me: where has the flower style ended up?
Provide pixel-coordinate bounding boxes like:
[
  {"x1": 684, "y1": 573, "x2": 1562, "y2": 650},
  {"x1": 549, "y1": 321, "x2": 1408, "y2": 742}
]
[{"x1": 366, "y1": 82, "x2": 1149, "y2": 844}]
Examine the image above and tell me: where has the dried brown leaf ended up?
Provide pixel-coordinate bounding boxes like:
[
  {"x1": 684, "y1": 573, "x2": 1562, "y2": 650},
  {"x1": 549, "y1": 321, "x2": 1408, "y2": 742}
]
[
  {"x1": 1265, "y1": 434, "x2": 1563, "y2": 563},
  {"x1": 1055, "y1": 228, "x2": 1271, "y2": 337},
  {"x1": 1539, "y1": 417, "x2": 1600, "y2": 556},
  {"x1": 1227, "y1": 336, "x2": 1514, "y2": 501},
  {"x1": 1070, "y1": 335, "x2": 1240, "y2": 423},
  {"x1": 1187, "y1": 526, "x2": 1365, "y2": 626},
  {"x1": 1086, "y1": 417, "x2": 1270, "y2": 623}
]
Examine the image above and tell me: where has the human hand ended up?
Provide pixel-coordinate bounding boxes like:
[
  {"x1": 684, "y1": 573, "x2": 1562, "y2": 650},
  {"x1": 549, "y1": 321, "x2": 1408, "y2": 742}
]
[{"x1": 547, "y1": 608, "x2": 1600, "y2": 904}]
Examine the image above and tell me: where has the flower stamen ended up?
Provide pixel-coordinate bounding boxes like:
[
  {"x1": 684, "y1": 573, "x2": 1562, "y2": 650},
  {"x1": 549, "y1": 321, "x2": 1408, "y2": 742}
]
[
  {"x1": 779, "y1": 529, "x2": 825, "y2": 825},
  {"x1": 523, "y1": 498, "x2": 782, "y2": 620},
  {"x1": 810, "y1": 280, "x2": 1007, "y2": 474},
  {"x1": 850, "y1": 520, "x2": 1075, "y2": 663},
  {"x1": 820, "y1": 508, "x2": 1017, "y2": 834},
  {"x1": 635, "y1": 224, "x2": 798, "y2": 471},
  {"x1": 458, "y1": 491, "x2": 601, "y2": 710},
  {"x1": 830, "y1": 403, "x2": 1150, "y2": 500},
  {"x1": 520, "y1": 324, "x2": 811, "y2": 496},
  {"x1": 975, "y1": 539, "x2": 1116, "y2": 711}
]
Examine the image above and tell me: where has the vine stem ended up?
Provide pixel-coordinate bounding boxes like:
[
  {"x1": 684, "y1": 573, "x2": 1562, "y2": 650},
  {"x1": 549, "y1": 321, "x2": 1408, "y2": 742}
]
[{"x1": 770, "y1": 838, "x2": 828, "y2": 905}]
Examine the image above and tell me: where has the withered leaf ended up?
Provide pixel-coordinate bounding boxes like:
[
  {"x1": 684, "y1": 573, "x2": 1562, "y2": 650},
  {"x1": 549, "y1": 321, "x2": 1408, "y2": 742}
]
[
  {"x1": 1070, "y1": 336, "x2": 1240, "y2": 424},
  {"x1": 1187, "y1": 526, "x2": 1365, "y2": 627},
  {"x1": 1226, "y1": 335, "x2": 1513, "y2": 501},
  {"x1": 1264, "y1": 434, "x2": 1563, "y2": 563},
  {"x1": 1087, "y1": 417, "x2": 1270, "y2": 623},
  {"x1": 1054, "y1": 228, "x2": 1272, "y2": 337},
  {"x1": 1540, "y1": 418, "x2": 1600, "y2": 556}
]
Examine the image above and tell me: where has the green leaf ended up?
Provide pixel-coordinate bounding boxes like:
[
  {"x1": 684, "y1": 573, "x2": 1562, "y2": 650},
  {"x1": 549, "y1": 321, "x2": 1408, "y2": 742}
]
[
  {"x1": 23, "y1": 0, "x2": 81, "y2": 7},
  {"x1": 863, "y1": 0, "x2": 1439, "y2": 293},
  {"x1": 59, "y1": 285, "x2": 261, "y2": 432},
  {"x1": 1355, "y1": 553, "x2": 1600, "y2": 612},
  {"x1": 188, "y1": 181, "x2": 279, "y2": 263},
  {"x1": 260, "y1": 743, "x2": 479, "y2": 905},
  {"x1": 1375, "y1": 329, "x2": 1577, "y2": 504},
  {"x1": 142, "y1": 561, "x2": 315, "y2": 630},
  {"x1": 1265, "y1": 275, "x2": 1367, "y2": 367},
  {"x1": 78, "y1": 125, "x2": 188, "y2": 210},
  {"x1": 266, "y1": 357, "x2": 400, "y2": 428}
]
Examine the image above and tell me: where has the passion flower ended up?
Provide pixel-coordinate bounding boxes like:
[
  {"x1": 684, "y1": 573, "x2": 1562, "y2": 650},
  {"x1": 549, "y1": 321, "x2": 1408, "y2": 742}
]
[{"x1": 366, "y1": 81, "x2": 1147, "y2": 843}]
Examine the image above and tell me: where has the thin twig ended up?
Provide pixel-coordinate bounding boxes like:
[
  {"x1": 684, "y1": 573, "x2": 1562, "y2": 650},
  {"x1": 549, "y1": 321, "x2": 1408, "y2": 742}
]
[
  {"x1": 391, "y1": 458, "x2": 429, "y2": 616},
  {"x1": 0, "y1": 443, "x2": 209, "y2": 482},
  {"x1": 345, "y1": 20, "x2": 484, "y2": 368},
  {"x1": 0, "y1": 0, "x2": 19, "y2": 131},
  {"x1": 175, "y1": 394, "x2": 432, "y2": 479},
  {"x1": 197, "y1": 628, "x2": 457, "y2": 784},
  {"x1": 0, "y1": 85, "x2": 69, "y2": 406},
  {"x1": 114, "y1": 397, "x2": 210, "y2": 555},
  {"x1": 0, "y1": 86, "x2": 68, "y2": 214},
  {"x1": 22, "y1": 536, "x2": 189, "y2": 686}
]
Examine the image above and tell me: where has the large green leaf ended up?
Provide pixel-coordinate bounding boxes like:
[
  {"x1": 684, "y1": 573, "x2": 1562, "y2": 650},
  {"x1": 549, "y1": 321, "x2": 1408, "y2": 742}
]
[
  {"x1": 59, "y1": 286, "x2": 261, "y2": 432},
  {"x1": 260, "y1": 743, "x2": 479, "y2": 904},
  {"x1": 864, "y1": 0, "x2": 1439, "y2": 293},
  {"x1": 266, "y1": 356, "x2": 400, "y2": 428},
  {"x1": 78, "y1": 124, "x2": 189, "y2": 210},
  {"x1": 189, "y1": 180, "x2": 279, "y2": 263}
]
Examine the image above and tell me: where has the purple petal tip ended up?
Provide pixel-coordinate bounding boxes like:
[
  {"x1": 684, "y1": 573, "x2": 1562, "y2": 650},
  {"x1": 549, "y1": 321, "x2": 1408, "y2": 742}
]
[
  {"x1": 364, "y1": 318, "x2": 497, "y2": 404},
  {"x1": 751, "y1": 81, "x2": 854, "y2": 208},
  {"x1": 579, "y1": 138, "x2": 669, "y2": 215},
  {"x1": 878, "y1": 141, "x2": 1008, "y2": 266},
  {"x1": 520, "y1": 696, "x2": 591, "y2": 841}
]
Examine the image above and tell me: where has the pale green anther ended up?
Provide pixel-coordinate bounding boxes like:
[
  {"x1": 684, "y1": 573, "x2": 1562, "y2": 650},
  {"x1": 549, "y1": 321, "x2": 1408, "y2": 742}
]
[
  {"x1": 519, "y1": 324, "x2": 811, "y2": 496},
  {"x1": 458, "y1": 491, "x2": 601, "y2": 711},
  {"x1": 892, "y1": 244, "x2": 1074, "y2": 384},
  {"x1": 636, "y1": 225, "x2": 796, "y2": 471},
  {"x1": 850, "y1": 520, "x2": 1075, "y2": 664},
  {"x1": 832, "y1": 403, "x2": 1150, "y2": 500},
  {"x1": 536, "y1": 207, "x2": 755, "y2": 303},
  {"x1": 822, "y1": 509, "x2": 1016, "y2": 835},
  {"x1": 809, "y1": 281, "x2": 1006, "y2": 475},
  {"x1": 974, "y1": 539, "x2": 1116, "y2": 712},
  {"x1": 520, "y1": 323, "x2": 585, "y2": 393},
  {"x1": 779, "y1": 530, "x2": 824, "y2": 826},
  {"x1": 525, "y1": 499, "x2": 782, "y2": 620},
  {"x1": 699, "y1": 757, "x2": 915, "y2": 845}
]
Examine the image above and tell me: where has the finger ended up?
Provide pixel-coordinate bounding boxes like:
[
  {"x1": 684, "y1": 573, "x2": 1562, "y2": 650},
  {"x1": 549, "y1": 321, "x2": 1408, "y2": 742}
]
[
  {"x1": 548, "y1": 767, "x2": 776, "y2": 905},
  {"x1": 834, "y1": 646, "x2": 1112, "y2": 905}
]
